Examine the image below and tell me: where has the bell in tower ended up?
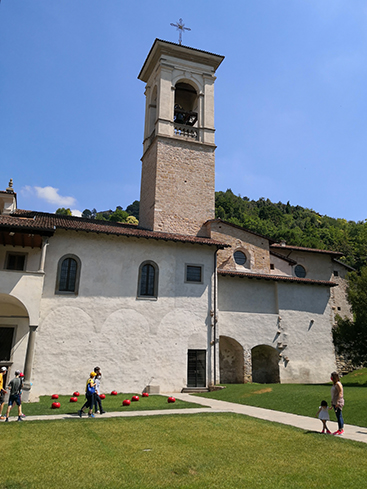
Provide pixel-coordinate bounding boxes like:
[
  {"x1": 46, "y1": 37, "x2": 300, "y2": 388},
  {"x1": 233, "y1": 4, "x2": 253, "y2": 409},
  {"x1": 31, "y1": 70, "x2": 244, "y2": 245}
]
[{"x1": 138, "y1": 39, "x2": 224, "y2": 236}]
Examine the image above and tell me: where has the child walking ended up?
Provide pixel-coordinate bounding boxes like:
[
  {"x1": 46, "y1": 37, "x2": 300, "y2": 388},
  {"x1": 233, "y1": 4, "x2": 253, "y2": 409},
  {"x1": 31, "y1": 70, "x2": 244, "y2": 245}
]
[{"x1": 316, "y1": 400, "x2": 331, "y2": 434}]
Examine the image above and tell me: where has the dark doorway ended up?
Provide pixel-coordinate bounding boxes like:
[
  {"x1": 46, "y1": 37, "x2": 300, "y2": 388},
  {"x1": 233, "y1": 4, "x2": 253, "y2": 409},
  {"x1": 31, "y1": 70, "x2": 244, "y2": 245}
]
[
  {"x1": 0, "y1": 327, "x2": 15, "y2": 362},
  {"x1": 219, "y1": 336, "x2": 245, "y2": 383},
  {"x1": 187, "y1": 350, "x2": 206, "y2": 387},
  {"x1": 251, "y1": 345, "x2": 280, "y2": 383}
]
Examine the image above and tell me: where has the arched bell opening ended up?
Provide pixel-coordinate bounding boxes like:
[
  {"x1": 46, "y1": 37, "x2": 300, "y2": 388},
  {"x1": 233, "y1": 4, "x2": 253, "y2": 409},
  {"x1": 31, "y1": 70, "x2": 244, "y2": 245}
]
[
  {"x1": 219, "y1": 336, "x2": 245, "y2": 384},
  {"x1": 174, "y1": 82, "x2": 198, "y2": 126},
  {"x1": 251, "y1": 345, "x2": 280, "y2": 384}
]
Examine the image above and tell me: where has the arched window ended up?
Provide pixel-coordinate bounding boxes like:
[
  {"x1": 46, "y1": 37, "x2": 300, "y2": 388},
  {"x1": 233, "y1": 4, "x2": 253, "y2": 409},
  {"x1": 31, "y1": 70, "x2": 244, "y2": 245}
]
[
  {"x1": 138, "y1": 261, "x2": 158, "y2": 298},
  {"x1": 56, "y1": 255, "x2": 81, "y2": 295}
]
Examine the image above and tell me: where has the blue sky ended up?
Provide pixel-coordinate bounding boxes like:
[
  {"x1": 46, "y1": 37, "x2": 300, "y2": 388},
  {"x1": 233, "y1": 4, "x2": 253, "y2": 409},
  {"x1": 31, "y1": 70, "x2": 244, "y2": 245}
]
[{"x1": 1, "y1": 1, "x2": 366, "y2": 221}]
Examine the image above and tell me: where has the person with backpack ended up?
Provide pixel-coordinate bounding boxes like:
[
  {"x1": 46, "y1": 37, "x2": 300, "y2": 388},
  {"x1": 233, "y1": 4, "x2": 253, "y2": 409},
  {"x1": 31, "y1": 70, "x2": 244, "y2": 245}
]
[
  {"x1": 5, "y1": 370, "x2": 23, "y2": 422},
  {"x1": 78, "y1": 372, "x2": 96, "y2": 418}
]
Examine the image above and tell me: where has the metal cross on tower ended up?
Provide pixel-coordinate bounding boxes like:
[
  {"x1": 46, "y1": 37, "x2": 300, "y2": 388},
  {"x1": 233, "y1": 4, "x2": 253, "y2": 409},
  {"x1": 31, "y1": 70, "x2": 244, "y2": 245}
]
[{"x1": 170, "y1": 18, "x2": 191, "y2": 45}]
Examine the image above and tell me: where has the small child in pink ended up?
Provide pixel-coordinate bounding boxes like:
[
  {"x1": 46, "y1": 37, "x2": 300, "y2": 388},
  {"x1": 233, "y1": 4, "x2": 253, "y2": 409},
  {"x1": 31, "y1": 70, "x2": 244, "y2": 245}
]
[{"x1": 316, "y1": 400, "x2": 331, "y2": 434}]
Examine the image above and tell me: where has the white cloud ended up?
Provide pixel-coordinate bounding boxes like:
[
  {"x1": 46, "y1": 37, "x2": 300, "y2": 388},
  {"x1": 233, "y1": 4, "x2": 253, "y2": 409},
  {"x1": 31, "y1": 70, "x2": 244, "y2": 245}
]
[
  {"x1": 71, "y1": 209, "x2": 82, "y2": 217},
  {"x1": 20, "y1": 185, "x2": 34, "y2": 196},
  {"x1": 34, "y1": 186, "x2": 76, "y2": 206},
  {"x1": 25, "y1": 186, "x2": 77, "y2": 207}
]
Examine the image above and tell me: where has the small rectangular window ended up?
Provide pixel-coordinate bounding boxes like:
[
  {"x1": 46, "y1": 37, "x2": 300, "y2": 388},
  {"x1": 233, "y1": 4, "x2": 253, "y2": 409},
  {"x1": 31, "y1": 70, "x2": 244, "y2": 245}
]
[
  {"x1": 5, "y1": 253, "x2": 26, "y2": 271},
  {"x1": 270, "y1": 264, "x2": 274, "y2": 270},
  {"x1": 186, "y1": 265, "x2": 202, "y2": 283},
  {"x1": 334, "y1": 270, "x2": 339, "y2": 277}
]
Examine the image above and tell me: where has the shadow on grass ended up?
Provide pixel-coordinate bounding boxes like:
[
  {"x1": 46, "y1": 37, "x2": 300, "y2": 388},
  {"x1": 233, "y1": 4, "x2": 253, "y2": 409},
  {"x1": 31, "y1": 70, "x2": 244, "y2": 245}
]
[{"x1": 304, "y1": 430, "x2": 328, "y2": 435}]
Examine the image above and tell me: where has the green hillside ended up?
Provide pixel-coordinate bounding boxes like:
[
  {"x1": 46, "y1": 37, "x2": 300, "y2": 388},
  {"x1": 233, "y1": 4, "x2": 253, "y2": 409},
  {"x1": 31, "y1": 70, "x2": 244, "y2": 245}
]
[
  {"x1": 215, "y1": 189, "x2": 367, "y2": 271},
  {"x1": 81, "y1": 191, "x2": 366, "y2": 271}
]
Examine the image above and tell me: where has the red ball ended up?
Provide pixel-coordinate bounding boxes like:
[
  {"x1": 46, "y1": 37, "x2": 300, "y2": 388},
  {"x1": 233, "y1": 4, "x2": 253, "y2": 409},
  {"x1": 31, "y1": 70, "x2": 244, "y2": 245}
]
[
  {"x1": 142, "y1": 392, "x2": 149, "y2": 397},
  {"x1": 131, "y1": 395, "x2": 139, "y2": 402},
  {"x1": 51, "y1": 394, "x2": 59, "y2": 399},
  {"x1": 73, "y1": 391, "x2": 80, "y2": 397},
  {"x1": 70, "y1": 397, "x2": 78, "y2": 403},
  {"x1": 122, "y1": 399, "x2": 131, "y2": 406},
  {"x1": 51, "y1": 402, "x2": 61, "y2": 409},
  {"x1": 111, "y1": 390, "x2": 118, "y2": 396},
  {"x1": 99, "y1": 394, "x2": 106, "y2": 400},
  {"x1": 168, "y1": 397, "x2": 176, "y2": 403}
]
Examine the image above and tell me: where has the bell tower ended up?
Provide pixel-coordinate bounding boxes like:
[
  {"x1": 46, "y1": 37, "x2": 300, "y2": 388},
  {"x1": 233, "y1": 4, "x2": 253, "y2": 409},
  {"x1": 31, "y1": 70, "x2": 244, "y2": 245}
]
[{"x1": 138, "y1": 39, "x2": 224, "y2": 236}]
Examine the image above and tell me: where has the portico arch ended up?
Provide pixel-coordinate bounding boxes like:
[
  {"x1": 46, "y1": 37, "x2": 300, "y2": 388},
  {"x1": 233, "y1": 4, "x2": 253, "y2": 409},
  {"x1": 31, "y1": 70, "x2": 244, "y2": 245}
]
[
  {"x1": 0, "y1": 293, "x2": 38, "y2": 398},
  {"x1": 0, "y1": 294, "x2": 29, "y2": 372},
  {"x1": 0, "y1": 293, "x2": 28, "y2": 319},
  {"x1": 251, "y1": 345, "x2": 280, "y2": 384},
  {"x1": 219, "y1": 336, "x2": 245, "y2": 384}
]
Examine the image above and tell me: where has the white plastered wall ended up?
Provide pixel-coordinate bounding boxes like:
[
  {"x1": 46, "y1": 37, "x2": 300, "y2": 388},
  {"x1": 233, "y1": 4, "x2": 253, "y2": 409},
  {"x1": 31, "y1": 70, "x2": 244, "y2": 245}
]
[
  {"x1": 31, "y1": 230, "x2": 215, "y2": 398},
  {"x1": 218, "y1": 276, "x2": 336, "y2": 384}
]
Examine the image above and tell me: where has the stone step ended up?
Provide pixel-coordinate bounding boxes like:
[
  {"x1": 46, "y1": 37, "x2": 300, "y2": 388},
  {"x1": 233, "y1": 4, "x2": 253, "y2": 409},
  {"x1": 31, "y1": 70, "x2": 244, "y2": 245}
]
[{"x1": 181, "y1": 387, "x2": 209, "y2": 394}]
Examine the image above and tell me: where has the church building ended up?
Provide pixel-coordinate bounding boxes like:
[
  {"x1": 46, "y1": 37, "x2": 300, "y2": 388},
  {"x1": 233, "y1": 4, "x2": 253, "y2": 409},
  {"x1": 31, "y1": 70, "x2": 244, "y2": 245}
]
[{"x1": 0, "y1": 39, "x2": 351, "y2": 400}]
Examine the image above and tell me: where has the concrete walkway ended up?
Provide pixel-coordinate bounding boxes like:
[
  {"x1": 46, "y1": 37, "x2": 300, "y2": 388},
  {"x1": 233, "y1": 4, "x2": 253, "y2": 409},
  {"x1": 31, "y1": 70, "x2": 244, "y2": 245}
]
[
  {"x1": 173, "y1": 393, "x2": 367, "y2": 444},
  {"x1": 5, "y1": 393, "x2": 367, "y2": 444}
]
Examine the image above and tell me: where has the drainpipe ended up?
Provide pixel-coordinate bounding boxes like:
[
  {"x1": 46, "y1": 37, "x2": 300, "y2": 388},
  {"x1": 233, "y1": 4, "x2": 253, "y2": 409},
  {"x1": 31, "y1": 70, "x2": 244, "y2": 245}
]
[
  {"x1": 213, "y1": 249, "x2": 218, "y2": 385},
  {"x1": 274, "y1": 282, "x2": 279, "y2": 315}
]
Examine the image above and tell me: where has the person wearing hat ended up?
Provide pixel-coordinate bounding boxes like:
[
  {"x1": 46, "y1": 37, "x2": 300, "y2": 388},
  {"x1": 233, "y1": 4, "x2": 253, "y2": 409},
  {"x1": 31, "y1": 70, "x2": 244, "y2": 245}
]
[
  {"x1": 0, "y1": 366, "x2": 7, "y2": 420},
  {"x1": 5, "y1": 370, "x2": 23, "y2": 422},
  {"x1": 78, "y1": 372, "x2": 97, "y2": 418}
]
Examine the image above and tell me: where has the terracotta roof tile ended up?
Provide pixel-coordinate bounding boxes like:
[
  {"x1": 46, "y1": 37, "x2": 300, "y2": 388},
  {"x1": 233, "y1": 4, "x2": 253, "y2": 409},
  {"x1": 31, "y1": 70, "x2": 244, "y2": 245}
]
[
  {"x1": 1, "y1": 211, "x2": 228, "y2": 248},
  {"x1": 270, "y1": 243, "x2": 343, "y2": 257},
  {"x1": 218, "y1": 269, "x2": 337, "y2": 287}
]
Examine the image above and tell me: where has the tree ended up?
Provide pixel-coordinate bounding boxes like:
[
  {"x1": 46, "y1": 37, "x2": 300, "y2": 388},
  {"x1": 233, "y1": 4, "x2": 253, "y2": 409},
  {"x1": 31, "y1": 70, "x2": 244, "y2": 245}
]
[
  {"x1": 109, "y1": 209, "x2": 129, "y2": 222},
  {"x1": 333, "y1": 267, "x2": 367, "y2": 366},
  {"x1": 55, "y1": 208, "x2": 72, "y2": 216},
  {"x1": 126, "y1": 215, "x2": 138, "y2": 225},
  {"x1": 82, "y1": 209, "x2": 92, "y2": 218},
  {"x1": 125, "y1": 200, "x2": 140, "y2": 219}
]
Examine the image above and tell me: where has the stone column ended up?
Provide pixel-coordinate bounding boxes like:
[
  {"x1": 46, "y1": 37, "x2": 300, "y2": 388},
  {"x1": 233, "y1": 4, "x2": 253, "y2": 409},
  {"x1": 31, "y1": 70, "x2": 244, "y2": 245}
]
[{"x1": 22, "y1": 325, "x2": 38, "y2": 401}]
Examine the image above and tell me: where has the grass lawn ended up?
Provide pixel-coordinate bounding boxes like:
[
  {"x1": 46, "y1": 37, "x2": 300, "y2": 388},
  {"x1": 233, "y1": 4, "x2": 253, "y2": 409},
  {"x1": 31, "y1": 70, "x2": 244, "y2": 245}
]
[
  {"x1": 1, "y1": 413, "x2": 367, "y2": 489},
  {"x1": 4, "y1": 393, "x2": 204, "y2": 418},
  {"x1": 196, "y1": 369, "x2": 367, "y2": 428}
]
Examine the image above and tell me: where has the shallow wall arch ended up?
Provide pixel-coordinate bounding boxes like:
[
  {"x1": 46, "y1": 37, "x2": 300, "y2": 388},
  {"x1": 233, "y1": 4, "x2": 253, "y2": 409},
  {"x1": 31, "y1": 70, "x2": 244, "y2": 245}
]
[
  {"x1": 251, "y1": 344, "x2": 280, "y2": 384},
  {"x1": 219, "y1": 336, "x2": 245, "y2": 384}
]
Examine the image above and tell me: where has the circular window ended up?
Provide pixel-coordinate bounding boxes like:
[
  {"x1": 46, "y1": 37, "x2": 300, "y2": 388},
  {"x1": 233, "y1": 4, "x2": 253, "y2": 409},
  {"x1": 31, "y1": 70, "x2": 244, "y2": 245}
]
[
  {"x1": 234, "y1": 250, "x2": 247, "y2": 266},
  {"x1": 295, "y1": 264, "x2": 306, "y2": 278}
]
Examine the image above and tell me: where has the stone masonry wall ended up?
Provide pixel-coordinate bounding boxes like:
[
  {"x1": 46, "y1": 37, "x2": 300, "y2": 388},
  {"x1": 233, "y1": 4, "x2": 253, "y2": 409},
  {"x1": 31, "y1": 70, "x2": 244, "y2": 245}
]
[
  {"x1": 140, "y1": 136, "x2": 215, "y2": 236},
  {"x1": 209, "y1": 221, "x2": 271, "y2": 274},
  {"x1": 139, "y1": 141, "x2": 157, "y2": 231},
  {"x1": 330, "y1": 269, "x2": 352, "y2": 324}
]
